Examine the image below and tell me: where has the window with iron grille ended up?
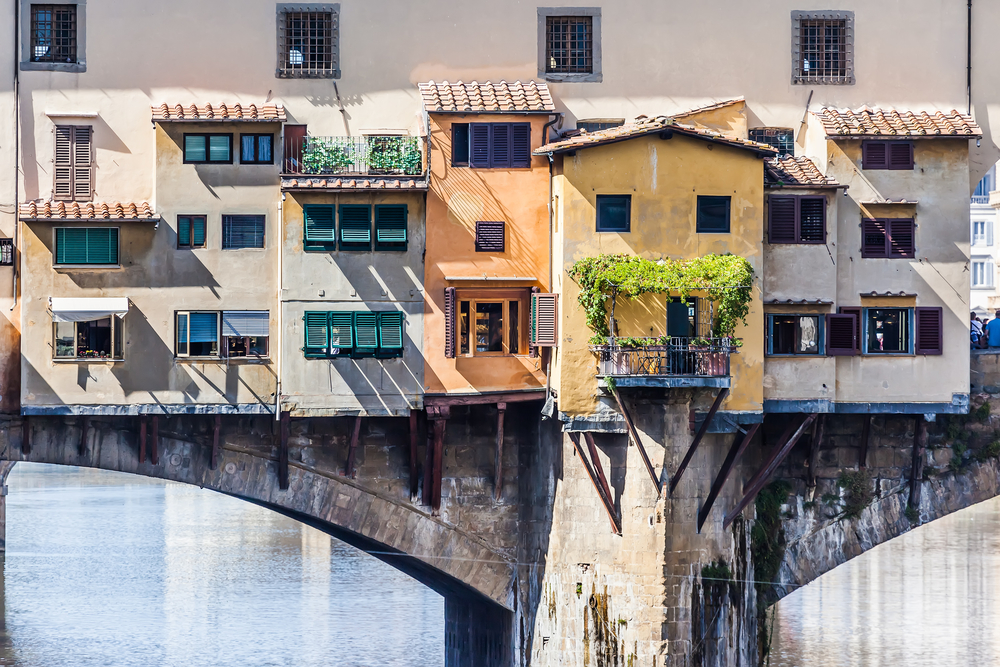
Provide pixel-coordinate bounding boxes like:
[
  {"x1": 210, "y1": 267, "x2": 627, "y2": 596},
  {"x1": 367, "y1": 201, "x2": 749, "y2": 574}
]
[
  {"x1": 0, "y1": 239, "x2": 14, "y2": 267},
  {"x1": 577, "y1": 120, "x2": 624, "y2": 133},
  {"x1": 276, "y1": 4, "x2": 340, "y2": 79},
  {"x1": 791, "y1": 11, "x2": 854, "y2": 85},
  {"x1": 538, "y1": 8, "x2": 601, "y2": 82},
  {"x1": 31, "y1": 4, "x2": 77, "y2": 63},
  {"x1": 749, "y1": 128, "x2": 795, "y2": 156}
]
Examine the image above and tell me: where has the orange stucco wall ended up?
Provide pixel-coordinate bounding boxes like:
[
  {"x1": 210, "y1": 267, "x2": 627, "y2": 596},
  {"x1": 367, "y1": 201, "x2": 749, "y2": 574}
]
[{"x1": 423, "y1": 114, "x2": 552, "y2": 395}]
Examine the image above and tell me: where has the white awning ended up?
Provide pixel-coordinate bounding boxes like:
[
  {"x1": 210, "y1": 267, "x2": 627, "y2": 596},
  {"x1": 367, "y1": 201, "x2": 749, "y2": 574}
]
[{"x1": 50, "y1": 297, "x2": 129, "y2": 322}]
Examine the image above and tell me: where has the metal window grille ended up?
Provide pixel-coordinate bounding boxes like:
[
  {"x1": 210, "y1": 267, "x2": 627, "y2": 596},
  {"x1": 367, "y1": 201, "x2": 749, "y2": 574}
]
[
  {"x1": 277, "y1": 10, "x2": 339, "y2": 78},
  {"x1": 799, "y1": 19, "x2": 846, "y2": 80},
  {"x1": 749, "y1": 128, "x2": 795, "y2": 156},
  {"x1": 0, "y1": 239, "x2": 13, "y2": 267},
  {"x1": 546, "y1": 16, "x2": 593, "y2": 74},
  {"x1": 31, "y1": 5, "x2": 77, "y2": 63}
]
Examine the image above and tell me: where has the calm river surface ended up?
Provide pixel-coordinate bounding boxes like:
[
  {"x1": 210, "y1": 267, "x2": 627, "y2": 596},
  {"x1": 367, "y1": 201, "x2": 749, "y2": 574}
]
[{"x1": 0, "y1": 463, "x2": 443, "y2": 667}]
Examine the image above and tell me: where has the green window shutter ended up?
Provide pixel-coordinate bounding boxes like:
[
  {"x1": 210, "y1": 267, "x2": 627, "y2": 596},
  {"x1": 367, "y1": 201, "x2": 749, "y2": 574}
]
[
  {"x1": 303, "y1": 311, "x2": 329, "y2": 356},
  {"x1": 178, "y1": 217, "x2": 191, "y2": 247},
  {"x1": 56, "y1": 227, "x2": 87, "y2": 264},
  {"x1": 330, "y1": 312, "x2": 354, "y2": 352},
  {"x1": 353, "y1": 312, "x2": 378, "y2": 355},
  {"x1": 192, "y1": 217, "x2": 207, "y2": 247},
  {"x1": 377, "y1": 312, "x2": 404, "y2": 356},
  {"x1": 55, "y1": 227, "x2": 116, "y2": 265},
  {"x1": 304, "y1": 205, "x2": 336, "y2": 248},
  {"x1": 184, "y1": 135, "x2": 207, "y2": 162},
  {"x1": 339, "y1": 205, "x2": 371, "y2": 249},
  {"x1": 208, "y1": 135, "x2": 231, "y2": 162},
  {"x1": 86, "y1": 228, "x2": 118, "y2": 264},
  {"x1": 374, "y1": 205, "x2": 407, "y2": 248}
]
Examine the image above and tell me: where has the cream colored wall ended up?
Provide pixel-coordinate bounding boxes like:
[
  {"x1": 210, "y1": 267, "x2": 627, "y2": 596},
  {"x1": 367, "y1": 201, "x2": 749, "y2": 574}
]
[{"x1": 552, "y1": 133, "x2": 765, "y2": 417}]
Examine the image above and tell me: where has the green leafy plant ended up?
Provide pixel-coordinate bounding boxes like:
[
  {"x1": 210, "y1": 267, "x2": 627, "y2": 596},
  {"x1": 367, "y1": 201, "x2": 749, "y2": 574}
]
[
  {"x1": 974, "y1": 440, "x2": 1000, "y2": 463},
  {"x1": 975, "y1": 401, "x2": 991, "y2": 423},
  {"x1": 301, "y1": 138, "x2": 355, "y2": 173},
  {"x1": 950, "y1": 442, "x2": 969, "y2": 472},
  {"x1": 904, "y1": 505, "x2": 919, "y2": 523},
  {"x1": 568, "y1": 253, "x2": 754, "y2": 338},
  {"x1": 837, "y1": 469, "x2": 874, "y2": 520},
  {"x1": 751, "y1": 481, "x2": 790, "y2": 663}
]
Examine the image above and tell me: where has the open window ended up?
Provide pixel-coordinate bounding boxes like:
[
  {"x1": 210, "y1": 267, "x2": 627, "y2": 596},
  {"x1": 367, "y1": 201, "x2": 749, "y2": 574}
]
[
  {"x1": 767, "y1": 314, "x2": 822, "y2": 355},
  {"x1": 455, "y1": 290, "x2": 527, "y2": 356},
  {"x1": 222, "y1": 311, "x2": 269, "y2": 359},
  {"x1": 175, "y1": 311, "x2": 220, "y2": 357},
  {"x1": 51, "y1": 297, "x2": 128, "y2": 360}
]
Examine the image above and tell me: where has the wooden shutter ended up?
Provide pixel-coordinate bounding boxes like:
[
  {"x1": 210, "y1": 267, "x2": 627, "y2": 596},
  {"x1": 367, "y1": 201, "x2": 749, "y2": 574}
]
[
  {"x1": 192, "y1": 217, "x2": 207, "y2": 247},
  {"x1": 767, "y1": 196, "x2": 797, "y2": 243},
  {"x1": 53, "y1": 126, "x2": 74, "y2": 201},
  {"x1": 838, "y1": 307, "x2": 863, "y2": 353},
  {"x1": 826, "y1": 313, "x2": 858, "y2": 356},
  {"x1": 798, "y1": 197, "x2": 826, "y2": 243},
  {"x1": 73, "y1": 126, "x2": 93, "y2": 200},
  {"x1": 490, "y1": 124, "x2": 511, "y2": 168},
  {"x1": 530, "y1": 292, "x2": 559, "y2": 347},
  {"x1": 511, "y1": 123, "x2": 531, "y2": 168},
  {"x1": 374, "y1": 205, "x2": 407, "y2": 246},
  {"x1": 329, "y1": 312, "x2": 354, "y2": 352},
  {"x1": 444, "y1": 287, "x2": 456, "y2": 358},
  {"x1": 915, "y1": 306, "x2": 943, "y2": 355},
  {"x1": 469, "y1": 123, "x2": 491, "y2": 168},
  {"x1": 353, "y1": 312, "x2": 379, "y2": 356},
  {"x1": 338, "y1": 205, "x2": 371, "y2": 248},
  {"x1": 888, "y1": 219, "x2": 915, "y2": 257},
  {"x1": 303, "y1": 312, "x2": 329, "y2": 356},
  {"x1": 861, "y1": 219, "x2": 888, "y2": 257},
  {"x1": 377, "y1": 311, "x2": 404, "y2": 355},
  {"x1": 475, "y1": 221, "x2": 505, "y2": 252},
  {"x1": 178, "y1": 217, "x2": 191, "y2": 247},
  {"x1": 862, "y1": 141, "x2": 888, "y2": 170},
  {"x1": 888, "y1": 142, "x2": 914, "y2": 170},
  {"x1": 304, "y1": 205, "x2": 336, "y2": 245},
  {"x1": 56, "y1": 227, "x2": 86, "y2": 264}
]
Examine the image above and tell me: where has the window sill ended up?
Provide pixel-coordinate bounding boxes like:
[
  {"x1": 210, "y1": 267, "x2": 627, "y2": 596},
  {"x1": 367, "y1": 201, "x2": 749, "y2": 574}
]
[
  {"x1": 21, "y1": 61, "x2": 86, "y2": 73},
  {"x1": 765, "y1": 354, "x2": 825, "y2": 358},
  {"x1": 54, "y1": 264, "x2": 122, "y2": 270},
  {"x1": 53, "y1": 358, "x2": 123, "y2": 363},
  {"x1": 791, "y1": 76, "x2": 855, "y2": 86},
  {"x1": 541, "y1": 71, "x2": 602, "y2": 83}
]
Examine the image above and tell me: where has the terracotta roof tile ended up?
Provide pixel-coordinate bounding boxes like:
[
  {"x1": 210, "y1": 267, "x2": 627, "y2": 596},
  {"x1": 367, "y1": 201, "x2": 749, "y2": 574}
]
[
  {"x1": 281, "y1": 176, "x2": 428, "y2": 191},
  {"x1": 817, "y1": 106, "x2": 982, "y2": 138},
  {"x1": 418, "y1": 80, "x2": 555, "y2": 114},
  {"x1": 765, "y1": 156, "x2": 841, "y2": 188},
  {"x1": 152, "y1": 103, "x2": 286, "y2": 122},
  {"x1": 19, "y1": 201, "x2": 159, "y2": 221},
  {"x1": 671, "y1": 97, "x2": 745, "y2": 119},
  {"x1": 534, "y1": 116, "x2": 776, "y2": 156}
]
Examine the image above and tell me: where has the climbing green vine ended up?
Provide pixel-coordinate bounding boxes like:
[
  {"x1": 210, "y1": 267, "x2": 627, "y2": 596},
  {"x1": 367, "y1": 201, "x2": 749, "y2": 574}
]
[{"x1": 568, "y1": 253, "x2": 754, "y2": 340}]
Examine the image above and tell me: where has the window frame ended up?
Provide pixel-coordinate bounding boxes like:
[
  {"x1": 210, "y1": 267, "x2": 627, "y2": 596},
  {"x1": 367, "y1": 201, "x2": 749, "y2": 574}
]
[
  {"x1": 972, "y1": 257, "x2": 994, "y2": 289},
  {"x1": 766, "y1": 313, "x2": 825, "y2": 356},
  {"x1": 455, "y1": 289, "x2": 528, "y2": 358},
  {"x1": 451, "y1": 123, "x2": 470, "y2": 167},
  {"x1": 21, "y1": 0, "x2": 85, "y2": 73},
  {"x1": 302, "y1": 311, "x2": 405, "y2": 359},
  {"x1": 175, "y1": 311, "x2": 222, "y2": 359},
  {"x1": 749, "y1": 127, "x2": 795, "y2": 156},
  {"x1": 767, "y1": 195, "x2": 827, "y2": 244},
  {"x1": 276, "y1": 3, "x2": 341, "y2": 79},
  {"x1": 791, "y1": 10, "x2": 855, "y2": 85},
  {"x1": 52, "y1": 226, "x2": 119, "y2": 267},
  {"x1": 183, "y1": 133, "x2": 233, "y2": 165},
  {"x1": 862, "y1": 307, "x2": 913, "y2": 356},
  {"x1": 862, "y1": 141, "x2": 914, "y2": 170},
  {"x1": 221, "y1": 214, "x2": 266, "y2": 250},
  {"x1": 696, "y1": 195, "x2": 732, "y2": 234},
  {"x1": 52, "y1": 315, "x2": 124, "y2": 361},
  {"x1": 861, "y1": 218, "x2": 915, "y2": 259},
  {"x1": 596, "y1": 195, "x2": 631, "y2": 233},
  {"x1": 239, "y1": 134, "x2": 274, "y2": 165},
  {"x1": 537, "y1": 7, "x2": 602, "y2": 83},
  {"x1": 177, "y1": 215, "x2": 207, "y2": 249}
]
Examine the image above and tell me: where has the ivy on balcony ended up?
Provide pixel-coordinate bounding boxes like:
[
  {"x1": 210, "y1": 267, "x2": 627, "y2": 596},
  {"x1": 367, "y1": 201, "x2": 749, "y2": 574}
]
[
  {"x1": 297, "y1": 136, "x2": 423, "y2": 175},
  {"x1": 568, "y1": 253, "x2": 754, "y2": 339}
]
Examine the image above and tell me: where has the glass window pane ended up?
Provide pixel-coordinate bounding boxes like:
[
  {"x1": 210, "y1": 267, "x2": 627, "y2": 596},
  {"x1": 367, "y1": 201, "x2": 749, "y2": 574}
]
[
  {"x1": 596, "y1": 195, "x2": 630, "y2": 232},
  {"x1": 258, "y1": 136, "x2": 272, "y2": 163},
  {"x1": 771, "y1": 316, "x2": 796, "y2": 354},
  {"x1": 184, "y1": 135, "x2": 206, "y2": 162},
  {"x1": 248, "y1": 336, "x2": 268, "y2": 356},
  {"x1": 176, "y1": 313, "x2": 188, "y2": 355},
  {"x1": 453, "y1": 124, "x2": 470, "y2": 164},
  {"x1": 475, "y1": 302, "x2": 503, "y2": 352},
  {"x1": 697, "y1": 196, "x2": 731, "y2": 233},
  {"x1": 241, "y1": 135, "x2": 256, "y2": 162},
  {"x1": 459, "y1": 301, "x2": 470, "y2": 355},
  {"x1": 208, "y1": 135, "x2": 230, "y2": 162},
  {"x1": 78, "y1": 318, "x2": 112, "y2": 358},
  {"x1": 509, "y1": 300, "x2": 519, "y2": 354},
  {"x1": 866, "y1": 308, "x2": 909, "y2": 354},
  {"x1": 54, "y1": 322, "x2": 75, "y2": 357},
  {"x1": 797, "y1": 316, "x2": 819, "y2": 354},
  {"x1": 114, "y1": 315, "x2": 123, "y2": 359}
]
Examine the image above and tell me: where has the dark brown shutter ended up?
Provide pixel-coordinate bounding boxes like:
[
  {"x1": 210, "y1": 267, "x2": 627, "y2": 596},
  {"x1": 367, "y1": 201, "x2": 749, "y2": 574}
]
[
  {"x1": 531, "y1": 292, "x2": 559, "y2": 347},
  {"x1": 888, "y1": 142, "x2": 914, "y2": 170},
  {"x1": 511, "y1": 123, "x2": 531, "y2": 168},
  {"x1": 490, "y1": 124, "x2": 511, "y2": 168},
  {"x1": 838, "y1": 306, "x2": 863, "y2": 352},
  {"x1": 73, "y1": 126, "x2": 93, "y2": 201},
  {"x1": 767, "y1": 196, "x2": 797, "y2": 243},
  {"x1": 863, "y1": 141, "x2": 888, "y2": 170},
  {"x1": 53, "y1": 126, "x2": 74, "y2": 201},
  {"x1": 862, "y1": 219, "x2": 888, "y2": 257},
  {"x1": 826, "y1": 313, "x2": 858, "y2": 356},
  {"x1": 475, "y1": 221, "x2": 505, "y2": 252},
  {"x1": 915, "y1": 306, "x2": 943, "y2": 355},
  {"x1": 469, "y1": 123, "x2": 490, "y2": 168},
  {"x1": 888, "y1": 219, "x2": 915, "y2": 257},
  {"x1": 444, "y1": 287, "x2": 456, "y2": 358},
  {"x1": 798, "y1": 197, "x2": 826, "y2": 243}
]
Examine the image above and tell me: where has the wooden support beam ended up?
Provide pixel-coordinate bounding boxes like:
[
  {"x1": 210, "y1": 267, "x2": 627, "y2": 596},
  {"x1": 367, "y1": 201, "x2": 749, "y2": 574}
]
[
  {"x1": 79, "y1": 416, "x2": 89, "y2": 456},
  {"x1": 422, "y1": 420, "x2": 434, "y2": 506},
  {"x1": 150, "y1": 415, "x2": 159, "y2": 465},
  {"x1": 211, "y1": 415, "x2": 221, "y2": 470},
  {"x1": 22, "y1": 417, "x2": 31, "y2": 456},
  {"x1": 858, "y1": 414, "x2": 872, "y2": 469},
  {"x1": 610, "y1": 385, "x2": 662, "y2": 494},
  {"x1": 494, "y1": 402, "x2": 507, "y2": 502},
  {"x1": 697, "y1": 423, "x2": 761, "y2": 533},
  {"x1": 583, "y1": 432, "x2": 616, "y2": 511},
  {"x1": 569, "y1": 432, "x2": 621, "y2": 535},
  {"x1": 807, "y1": 414, "x2": 825, "y2": 488},
  {"x1": 909, "y1": 415, "x2": 927, "y2": 510},
  {"x1": 669, "y1": 388, "x2": 729, "y2": 496},
  {"x1": 346, "y1": 415, "x2": 362, "y2": 479},
  {"x1": 423, "y1": 391, "x2": 544, "y2": 407},
  {"x1": 724, "y1": 413, "x2": 817, "y2": 529},
  {"x1": 139, "y1": 416, "x2": 147, "y2": 463},
  {"x1": 409, "y1": 409, "x2": 419, "y2": 500},
  {"x1": 431, "y1": 414, "x2": 447, "y2": 512},
  {"x1": 278, "y1": 411, "x2": 290, "y2": 490}
]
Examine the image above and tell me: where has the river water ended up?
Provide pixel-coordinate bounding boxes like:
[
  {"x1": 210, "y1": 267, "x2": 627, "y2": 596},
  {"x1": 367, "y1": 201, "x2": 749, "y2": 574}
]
[{"x1": 0, "y1": 463, "x2": 443, "y2": 667}]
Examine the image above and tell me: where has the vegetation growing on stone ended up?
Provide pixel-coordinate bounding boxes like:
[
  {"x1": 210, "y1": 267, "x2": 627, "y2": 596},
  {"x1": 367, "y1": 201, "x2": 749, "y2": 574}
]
[
  {"x1": 751, "y1": 480, "x2": 791, "y2": 664},
  {"x1": 974, "y1": 440, "x2": 1000, "y2": 463},
  {"x1": 904, "y1": 505, "x2": 920, "y2": 523},
  {"x1": 836, "y1": 469, "x2": 874, "y2": 519}
]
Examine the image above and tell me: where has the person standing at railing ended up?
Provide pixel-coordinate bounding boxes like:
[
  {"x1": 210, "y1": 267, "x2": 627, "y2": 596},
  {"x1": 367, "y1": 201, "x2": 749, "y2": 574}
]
[{"x1": 985, "y1": 311, "x2": 1000, "y2": 349}]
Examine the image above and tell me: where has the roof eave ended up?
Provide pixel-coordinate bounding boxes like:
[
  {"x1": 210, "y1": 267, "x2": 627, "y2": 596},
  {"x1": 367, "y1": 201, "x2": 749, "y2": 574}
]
[{"x1": 824, "y1": 133, "x2": 983, "y2": 140}]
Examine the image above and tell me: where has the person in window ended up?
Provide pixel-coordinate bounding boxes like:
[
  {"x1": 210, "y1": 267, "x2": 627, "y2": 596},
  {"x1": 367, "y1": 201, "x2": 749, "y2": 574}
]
[
  {"x1": 986, "y1": 311, "x2": 1000, "y2": 348},
  {"x1": 972, "y1": 312, "x2": 984, "y2": 348}
]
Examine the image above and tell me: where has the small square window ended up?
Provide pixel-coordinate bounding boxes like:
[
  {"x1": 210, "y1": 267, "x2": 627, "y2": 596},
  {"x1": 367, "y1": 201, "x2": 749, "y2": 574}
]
[
  {"x1": 749, "y1": 128, "x2": 795, "y2": 156},
  {"x1": 596, "y1": 195, "x2": 631, "y2": 232},
  {"x1": 240, "y1": 134, "x2": 274, "y2": 164},
  {"x1": 768, "y1": 315, "x2": 822, "y2": 355},
  {"x1": 792, "y1": 11, "x2": 855, "y2": 85},
  {"x1": 184, "y1": 134, "x2": 232, "y2": 164},
  {"x1": 545, "y1": 16, "x2": 593, "y2": 74},
  {"x1": 222, "y1": 215, "x2": 265, "y2": 249},
  {"x1": 31, "y1": 4, "x2": 77, "y2": 63},
  {"x1": 277, "y1": 7, "x2": 340, "y2": 78},
  {"x1": 865, "y1": 308, "x2": 910, "y2": 354},
  {"x1": 696, "y1": 196, "x2": 731, "y2": 233},
  {"x1": 177, "y1": 216, "x2": 207, "y2": 249}
]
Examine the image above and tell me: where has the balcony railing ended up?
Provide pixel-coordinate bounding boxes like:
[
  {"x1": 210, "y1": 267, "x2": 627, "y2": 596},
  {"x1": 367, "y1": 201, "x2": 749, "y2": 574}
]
[
  {"x1": 283, "y1": 135, "x2": 424, "y2": 176},
  {"x1": 971, "y1": 195, "x2": 991, "y2": 205},
  {"x1": 591, "y1": 337, "x2": 734, "y2": 384}
]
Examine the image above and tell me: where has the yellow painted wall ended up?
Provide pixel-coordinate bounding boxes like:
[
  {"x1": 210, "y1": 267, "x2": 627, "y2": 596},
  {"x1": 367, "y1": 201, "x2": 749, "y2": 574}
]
[{"x1": 552, "y1": 133, "x2": 765, "y2": 417}]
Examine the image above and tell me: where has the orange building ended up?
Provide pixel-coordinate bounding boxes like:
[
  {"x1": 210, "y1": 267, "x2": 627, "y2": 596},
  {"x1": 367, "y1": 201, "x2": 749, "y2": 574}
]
[{"x1": 420, "y1": 81, "x2": 558, "y2": 404}]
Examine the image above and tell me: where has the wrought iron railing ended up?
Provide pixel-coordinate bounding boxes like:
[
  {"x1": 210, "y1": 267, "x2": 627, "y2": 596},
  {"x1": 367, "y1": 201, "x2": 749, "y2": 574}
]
[
  {"x1": 971, "y1": 195, "x2": 990, "y2": 205},
  {"x1": 283, "y1": 135, "x2": 424, "y2": 176},
  {"x1": 591, "y1": 337, "x2": 735, "y2": 378}
]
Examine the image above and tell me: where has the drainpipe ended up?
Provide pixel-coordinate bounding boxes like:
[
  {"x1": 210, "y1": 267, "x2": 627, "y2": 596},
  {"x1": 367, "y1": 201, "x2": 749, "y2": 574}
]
[
  {"x1": 275, "y1": 191, "x2": 283, "y2": 421},
  {"x1": 11, "y1": 0, "x2": 19, "y2": 311},
  {"x1": 968, "y1": 0, "x2": 973, "y2": 115}
]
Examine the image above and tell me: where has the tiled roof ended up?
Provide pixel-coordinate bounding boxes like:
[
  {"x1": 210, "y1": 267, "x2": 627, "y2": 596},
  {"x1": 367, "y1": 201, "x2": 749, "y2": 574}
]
[
  {"x1": 860, "y1": 291, "x2": 917, "y2": 298},
  {"x1": 19, "y1": 201, "x2": 159, "y2": 221},
  {"x1": 151, "y1": 103, "x2": 286, "y2": 122},
  {"x1": 534, "y1": 116, "x2": 777, "y2": 156},
  {"x1": 765, "y1": 156, "x2": 841, "y2": 188},
  {"x1": 418, "y1": 80, "x2": 555, "y2": 114},
  {"x1": 817, "y1": 106, "x2": 982, "y2": 138},
  {"x1": 671, "y1": 98, "x2": 745, "y2": 119},
  {"x1": 281, "y1": 176, "x2": 429, "y2": 191},
  {"x1": 764, "y1": 299, "x2": 834, "y2": 305}
]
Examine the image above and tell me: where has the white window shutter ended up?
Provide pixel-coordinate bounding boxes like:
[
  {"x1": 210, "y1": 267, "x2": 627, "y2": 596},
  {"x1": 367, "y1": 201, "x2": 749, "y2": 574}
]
[
  {"x1": 989, "y1": 260, "x2": 996, "y2": 288},
  {"x1": 989, "y1": 219, "x2": 995, "y2": 247}
]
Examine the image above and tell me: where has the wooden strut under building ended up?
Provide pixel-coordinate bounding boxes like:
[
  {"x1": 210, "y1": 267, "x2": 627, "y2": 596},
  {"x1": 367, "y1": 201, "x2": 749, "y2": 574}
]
[
  {"x1": 79, "y1": 416, "x2": 89, "y2": 457},
  {"x1": 22, "y1": 417, "x2": 31, "y2": 456},
  {"x1": 609, "y1": 385, "x2": 661, "y2": 494},
  {"x1": 425, "y1": 405, "x2": 449, "y2": 512},
  {"x1": 669, "y1": 387, "x2": 729, "y2": 496},
  {"x1": 139, "y1": 416, "x2": 147, "y2": 463},
  {"x1": 345, "y1": 415, "x2": 362, "y2": 479},
  {"x1": 211, "y1": 415, "x2": 221, "y2": 470},
  {"x1": 568, "y1": 432, "x2": 621, "y2": 535},
  {"x1": 909, "y1": 415, "x2": 927, "y2": 511},
  {"x1": 723, "y1": 413, "x2": 817, "y2": 529},
  {"x1": 494, "y1": 402, "x2": 506, "y2": 502},
  {"x1": 696, "y1": 422, "x2": 761, "y2": 533},
  {"x1": 150, "y1": 415, "x2": 159, "y2": 465},
  {"x1": 807, "y1": 414, "x2": 825, "y2": 488},
  {"x1": 408, "y1": 409, "x2": 419, "y2": 500},
  {"x1": 858, "y1": 414, "x2": 873, "y2": 469},
  {"x1": 279, "y1": 411, "x2": 290, "y2": 490}
]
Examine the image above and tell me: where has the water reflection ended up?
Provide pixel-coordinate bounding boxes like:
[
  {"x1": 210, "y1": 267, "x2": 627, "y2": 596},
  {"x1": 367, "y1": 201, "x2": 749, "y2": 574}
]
[
  {"x1": 0, "y1": 463, "x2": 443, "y2": 667},
  {"x1": 771, "y1": 496, "x2": 1000, "y2": 666}
]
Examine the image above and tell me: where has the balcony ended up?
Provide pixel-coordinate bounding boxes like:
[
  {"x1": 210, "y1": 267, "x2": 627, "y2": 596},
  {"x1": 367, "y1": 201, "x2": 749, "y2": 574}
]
[
  {"x1": 591, "y1": 337, "x2": 734, "y2": 389},
  {"x1": 281, "y1": 135, "x2": 428, "y2": 192}
]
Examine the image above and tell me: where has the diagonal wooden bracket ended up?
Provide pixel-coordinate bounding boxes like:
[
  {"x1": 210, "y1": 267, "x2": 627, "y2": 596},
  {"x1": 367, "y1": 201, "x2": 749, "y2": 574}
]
[
  {"x1": 609, "y1": 385, "x2": 661, "y2": 494},
  {"x1": 697, "y1": 422, "x2": 760, "y2": 533},
  {"x1": 278, "y1": 411, "x2": 290, "y2": 490},
  {"x1": 569, "y1": 432, "x2": 622, "y2": 535},
  {"x1": 669, "y1": 388, "x2": 729, "y2": 496},
  {"x1": 724, "y1": 413, "x2": 816, "y2": 529}
]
